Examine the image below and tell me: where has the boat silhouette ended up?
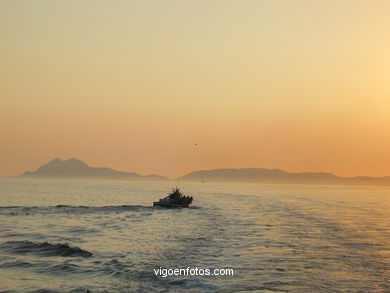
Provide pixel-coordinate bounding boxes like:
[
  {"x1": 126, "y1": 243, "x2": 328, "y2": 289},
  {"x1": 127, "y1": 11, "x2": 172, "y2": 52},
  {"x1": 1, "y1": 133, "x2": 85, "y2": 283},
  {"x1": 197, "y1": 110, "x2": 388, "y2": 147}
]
[{"x1": 153, "y1": 187, "x2": 193, "y2": 208}]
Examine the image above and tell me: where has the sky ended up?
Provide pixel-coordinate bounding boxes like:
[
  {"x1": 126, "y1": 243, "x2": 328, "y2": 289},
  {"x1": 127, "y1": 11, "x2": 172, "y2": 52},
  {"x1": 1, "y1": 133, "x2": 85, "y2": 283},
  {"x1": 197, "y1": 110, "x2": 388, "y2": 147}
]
[{"x1": 1, "y1": 0, "x2": 390, "y2": 178}]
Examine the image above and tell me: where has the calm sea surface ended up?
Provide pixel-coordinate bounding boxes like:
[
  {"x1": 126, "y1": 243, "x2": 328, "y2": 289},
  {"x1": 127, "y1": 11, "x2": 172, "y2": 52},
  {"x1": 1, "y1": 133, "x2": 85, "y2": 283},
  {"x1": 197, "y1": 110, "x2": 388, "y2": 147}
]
[{"x1": 0, "y1": 178, "x2": 389, "y2": 292}]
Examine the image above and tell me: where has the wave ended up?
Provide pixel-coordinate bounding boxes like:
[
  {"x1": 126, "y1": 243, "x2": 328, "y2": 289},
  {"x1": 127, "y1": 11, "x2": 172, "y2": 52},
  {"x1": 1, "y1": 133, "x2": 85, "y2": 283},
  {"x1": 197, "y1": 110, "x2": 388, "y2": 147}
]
[
  {"x1": 0, "y1": 205, "x2": 200, "y2": 216},
  {"x1": 0, "y1": 204, "x2": 153, "y2": 215},
  {"x1": 54, "y1": 204, "x2": 150, "y2": 210},
  {"x1": 0, "y1": 240, "x2": 92, "y2": 257}
]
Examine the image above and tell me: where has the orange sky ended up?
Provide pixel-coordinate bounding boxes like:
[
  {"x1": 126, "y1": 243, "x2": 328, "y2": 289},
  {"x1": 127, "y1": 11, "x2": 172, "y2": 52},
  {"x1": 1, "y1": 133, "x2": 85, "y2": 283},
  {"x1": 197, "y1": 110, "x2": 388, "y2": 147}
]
[{"x1": 1, "y1": 0, "x2": 390, "y2": 178}]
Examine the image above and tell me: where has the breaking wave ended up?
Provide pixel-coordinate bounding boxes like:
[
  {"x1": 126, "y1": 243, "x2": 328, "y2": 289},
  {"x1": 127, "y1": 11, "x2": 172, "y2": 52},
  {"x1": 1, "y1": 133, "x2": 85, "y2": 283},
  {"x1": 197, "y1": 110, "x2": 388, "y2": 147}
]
[{"x1": 0, "y1": 240, "x2": 92, "y2": 257}]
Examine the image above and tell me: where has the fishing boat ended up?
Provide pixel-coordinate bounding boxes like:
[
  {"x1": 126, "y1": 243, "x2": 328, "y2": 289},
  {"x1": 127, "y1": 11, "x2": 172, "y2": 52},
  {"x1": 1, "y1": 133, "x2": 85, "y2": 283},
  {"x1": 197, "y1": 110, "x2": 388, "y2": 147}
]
[{"x1": 153, "y1": 187, "x2": 193, "y2": 208}]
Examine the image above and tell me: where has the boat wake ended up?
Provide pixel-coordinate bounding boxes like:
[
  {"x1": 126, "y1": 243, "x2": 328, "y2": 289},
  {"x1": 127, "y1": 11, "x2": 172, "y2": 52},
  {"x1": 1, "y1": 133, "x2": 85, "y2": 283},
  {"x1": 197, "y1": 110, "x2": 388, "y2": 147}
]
[{"x1": 0, "y1": 204, "x2": 153, "y2": 216}]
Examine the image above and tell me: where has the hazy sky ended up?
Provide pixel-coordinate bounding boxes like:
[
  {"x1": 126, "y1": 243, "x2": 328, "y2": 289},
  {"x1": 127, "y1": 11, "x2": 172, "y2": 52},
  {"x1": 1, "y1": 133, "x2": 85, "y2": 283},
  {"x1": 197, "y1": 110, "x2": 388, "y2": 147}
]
[{"x1": 1, "y1": 0, "x2": 390, "y2": 178}]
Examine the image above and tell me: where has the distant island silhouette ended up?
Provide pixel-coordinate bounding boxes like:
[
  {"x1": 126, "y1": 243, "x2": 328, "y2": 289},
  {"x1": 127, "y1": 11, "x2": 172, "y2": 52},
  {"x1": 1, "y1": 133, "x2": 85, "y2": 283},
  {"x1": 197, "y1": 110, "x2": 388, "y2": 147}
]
[
  {"x1": 18, "y1": 158, "x2": 390, "y2": 185},
  {"x1": 178, "y1": 168, "x2": 390, "y2": 185},
  {"x1": 21, "y1": 158, "x2": 168, "y2": 181}
]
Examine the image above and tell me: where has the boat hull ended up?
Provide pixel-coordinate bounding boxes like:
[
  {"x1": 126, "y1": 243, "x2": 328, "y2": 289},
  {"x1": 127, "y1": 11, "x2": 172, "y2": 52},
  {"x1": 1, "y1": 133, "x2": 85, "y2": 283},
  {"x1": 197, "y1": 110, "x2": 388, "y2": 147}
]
[{"x1": 153, "y1": 201, "x2": 190, "y2": 208}]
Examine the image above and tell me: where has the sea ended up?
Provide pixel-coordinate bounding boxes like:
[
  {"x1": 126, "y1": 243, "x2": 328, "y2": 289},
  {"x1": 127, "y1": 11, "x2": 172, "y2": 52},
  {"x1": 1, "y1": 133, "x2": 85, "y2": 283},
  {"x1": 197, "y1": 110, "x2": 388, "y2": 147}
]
[{"x1": 0, "y1": 177, "x2": 389, "y2": 293}]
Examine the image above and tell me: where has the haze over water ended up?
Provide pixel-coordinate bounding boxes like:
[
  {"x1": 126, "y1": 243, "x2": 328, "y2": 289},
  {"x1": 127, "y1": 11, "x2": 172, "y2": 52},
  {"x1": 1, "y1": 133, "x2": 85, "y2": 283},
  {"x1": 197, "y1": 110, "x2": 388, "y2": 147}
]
[
  {"x1": 2, "y1": 1, "x2": 390, "y2": 292},
  {"x1": 0, "y1": 178, "x2": 389, "y2": 292},
  {"x1": 2, "y1": 1, "x2": 390, "y2": 178}
]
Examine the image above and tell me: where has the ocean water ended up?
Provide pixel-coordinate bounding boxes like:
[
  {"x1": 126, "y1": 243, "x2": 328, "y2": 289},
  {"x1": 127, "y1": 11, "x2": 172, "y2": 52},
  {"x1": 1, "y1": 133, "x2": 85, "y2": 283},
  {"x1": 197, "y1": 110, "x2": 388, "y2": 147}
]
[{"x1": 0, "y1": 178, "x2": 389, "y2": 293}]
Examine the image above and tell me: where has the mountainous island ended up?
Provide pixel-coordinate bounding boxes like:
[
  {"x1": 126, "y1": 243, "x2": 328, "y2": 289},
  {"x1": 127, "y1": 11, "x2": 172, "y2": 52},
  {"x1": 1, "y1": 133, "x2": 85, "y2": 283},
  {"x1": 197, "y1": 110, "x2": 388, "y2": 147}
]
[
  {"x1": 19, "y1": 159, "x2": 390, "y2": 185},
  {"x1": 178, "y1": 168, "x2": 390, "y2": 185},
  {"x1": 21, "y1": 158, "x2": 168, "y2": 181}
]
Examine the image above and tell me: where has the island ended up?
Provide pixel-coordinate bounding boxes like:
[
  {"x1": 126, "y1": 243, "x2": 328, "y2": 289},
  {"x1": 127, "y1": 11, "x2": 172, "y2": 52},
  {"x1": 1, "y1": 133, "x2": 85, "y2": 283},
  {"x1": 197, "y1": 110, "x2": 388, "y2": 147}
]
[
  {"x1": 21, "y1": 158, "x2": 168, "y2": 181},
  {"x1": 178, "y1": 168, "x2": 390, "y2": 185}
]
